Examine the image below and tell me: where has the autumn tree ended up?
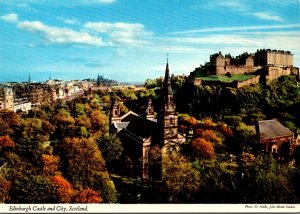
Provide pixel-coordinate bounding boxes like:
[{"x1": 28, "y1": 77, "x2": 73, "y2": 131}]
[
  {"x1": 59, "y1": 137, "x2": 118, "y2": 202},
  {"x1": 15, "y1": 118, "x2": 49, "y2": 162},
  {"x1": 195, "y1": 129, "x2": 222, "y2": 145},
  {"x1": 73, "y1": 188, "x2": 103, "y2": 203},
  {"x1": 51, "y1": 175, "x2": 74, "y2": 203},
  {"x1": 90, "y1": 110, "x2": 109, "y2": 136},
  {"x1": 0, "y1": 135, "x2": 15, "y2": 155},
  {"x1": 41, "y1": 154, "x2": 59, "y2": 176},
  {"x1": 0, "y1": 175, "x2": 11, "y2": 203},
  {"x1": 52, "y1": 109, "x2": 76, "y2": 138},
  {"x1": 162, "y1": 152, "x2": 201, "y2": 202},
  {"x1": 0, "y1": 110, "x2": 21, "y2": 136},
  {"x1": 191, "y1": 138, "x2": 215, "y2": 160}
]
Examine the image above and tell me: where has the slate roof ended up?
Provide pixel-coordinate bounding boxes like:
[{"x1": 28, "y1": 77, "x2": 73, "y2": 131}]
[
  {"x1": 258, "y1": 119, "x2": 294, "y2": 140},
  {"x1": 121, "y1": 112, "x2": 159, "y2": 139}
]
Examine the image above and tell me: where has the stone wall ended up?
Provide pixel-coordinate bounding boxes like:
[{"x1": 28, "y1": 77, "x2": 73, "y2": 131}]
[
  {"x1": 236, "y1": 75, "x2": 260, "y2": 88},
  {"x1": 266, "y1": 66, "x2": 292, "y2": 82},
  {"x1": 215, "y1": 65, "x2": 255, "y2": 75}
]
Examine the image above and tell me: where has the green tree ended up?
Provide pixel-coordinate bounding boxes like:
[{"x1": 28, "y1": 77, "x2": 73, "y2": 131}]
[
  {"x1": 162, "y1": 152, "x2": 201, "y2": 202},
  {"x1": 240, "y1": 154, "x2": 294, "y2": 203},
  {"x1": 97, "y1": 135, "x2": 123, "y2": 163},
  {"x1": 9, "y1": 174, "x2": 58, "y2": 203}
]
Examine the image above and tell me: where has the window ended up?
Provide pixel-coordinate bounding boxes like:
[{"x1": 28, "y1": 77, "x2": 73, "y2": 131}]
[
  {"x1": 114, "y1": 110, "x2": 118, "y2": 116},
  {"x1": 170, "y1": 117, "x2": 173, "y2": 124}
]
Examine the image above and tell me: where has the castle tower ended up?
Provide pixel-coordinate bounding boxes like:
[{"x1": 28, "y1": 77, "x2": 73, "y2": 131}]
[
  {"x1": 110, "y1": 99, "x2": 121, "y2": 124},
  {"x1": 162, "y1": 61, "x2": 178, "y2": 144},
  {"x1": 145, "y1": 98, "x2": 155, "y2": 120}
]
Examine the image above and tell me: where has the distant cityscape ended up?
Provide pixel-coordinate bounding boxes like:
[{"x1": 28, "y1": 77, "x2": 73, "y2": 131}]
[
  {"x1": 0, "y1": 74, "x2": 144, "y2": 113},
  {"x1": 1, "y1": 49, "x2": 299, "y2": 114}
]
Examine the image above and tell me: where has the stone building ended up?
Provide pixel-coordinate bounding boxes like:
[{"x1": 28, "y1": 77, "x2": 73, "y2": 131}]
[
  {"x1": 13, "y1": 98, "x2": 32, "y2": 113},
  {"x1": 191, "y1": 49, "x2": 298, "y2": 88},
  {"x1": 0, "y1": 86, "x2": 31, "y2": 113},
  {"x1": 255, "y1": 49, "x2": 293, "y2": 67},
  {"x1": 209, "y1": 52, "x2": 255, "y2": 75},
  {"x1": 110, "y1": 61, "x2": 185, "y2": 179},
  {"x1": 0, "y1": 87, "x2": 14, "y2": 111},
  {"x1": 254, "y1": 119, "x2": 296, "y2": 156}
]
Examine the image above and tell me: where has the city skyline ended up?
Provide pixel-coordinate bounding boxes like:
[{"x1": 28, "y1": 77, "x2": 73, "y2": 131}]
[{"x1": 0, "y1": 0, "x2": 299, "y2": 83}]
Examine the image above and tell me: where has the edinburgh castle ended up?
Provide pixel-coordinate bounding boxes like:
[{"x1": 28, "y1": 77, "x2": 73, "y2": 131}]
[{"x1": 191, "y1": 49, "x2": 299, "y2": 88}]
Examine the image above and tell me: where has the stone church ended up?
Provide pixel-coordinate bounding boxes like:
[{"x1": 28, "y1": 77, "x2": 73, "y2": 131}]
[{"x1": 109, "y1": 61, "x2": 185, "y2": 179}]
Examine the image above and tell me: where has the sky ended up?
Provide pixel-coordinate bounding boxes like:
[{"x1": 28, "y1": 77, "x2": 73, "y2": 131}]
[{"x1": 0, "y1": 0, "x2": 299, "y2": 83}]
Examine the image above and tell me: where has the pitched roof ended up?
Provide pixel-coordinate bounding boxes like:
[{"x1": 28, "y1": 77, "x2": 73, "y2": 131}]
[
  {"x1": 120, "y1": 110, "x2": 139, "y2": 120},
  {"x1": 121, "y1": 113, "x2": 159, "y2": 139},
  {"x1": 258, "y1": 119, "x2": 294, "y2": 140}
]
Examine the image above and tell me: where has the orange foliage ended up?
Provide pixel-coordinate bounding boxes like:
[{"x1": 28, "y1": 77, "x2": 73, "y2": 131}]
[
  {"x1": 203, "y1": 118, "x2": 214, "y2": 128},
  {"x1": 0, "y1": 176, "x2": 11, "y2": 203},
  {"x1": 192, "y1": 138, "x2": 215, "y2": 160},
  {"x1": 217, "y1": 122, "x2": 233, "y2": 137},
  {"x1": 73, "y1": 188, "x2": 103, "y2": 203},
  {"x1": 0, "y1": 135, "x2": 15, "y2": 153},
  {"x1": 195, "y1": 129, "x2": 221, "y2": 144},
  {"x1": 41, "y1": 154, "x2": 59, "y2": 175},
  {"x1": 187, "y1": 117, "x2": 198, "y2": 126},
  {"x1": 90, "y1": 110, "x2": 108, "y2": 134},
  {"x1": 76, "y1": 116, "x2": 91, "y2": 129},
  {"x1": 51, "y1": 175, "x2": 74, "y2": 203}
]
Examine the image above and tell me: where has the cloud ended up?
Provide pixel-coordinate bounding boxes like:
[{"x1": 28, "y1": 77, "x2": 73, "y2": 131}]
[
  {"x1": 193, "y1": 0, "x2": 247, "y2": 12},
  {"x1": 84, "y1": 0, "x2": 115, "y2": 3},
  {"x1": 253, "y1": 12, "x2": 284, "y2": 22},
  {"x1": 18, "y1": 21, "x2": 103, "y2": 46},
  {"x1": 116, "y1": 49, "x2": 127, "y2": 56},
  {"x1": 63, "y1": 56, "x2": 111, "y2": 68},
  {"x1": 170, "y1": 24, "x2": 300, "y2": 35},
  {"x1": 84, "y1": 22, "x2": 152, "y2": 46},
  {"x1": 57, "y1": 17, "x2": 80, "y2": 25},
  {"x1": 1, "y1": 13, "x2": 18, "y2": 23}
]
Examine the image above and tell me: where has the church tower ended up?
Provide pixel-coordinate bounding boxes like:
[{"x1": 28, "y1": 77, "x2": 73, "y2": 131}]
[
  {"x1": 162, "y1": 61, "x2": 178, "y2": 145},
  {"x1": 110, "y1": 99, "x2": 121, "y2": 124},
  {"x1": 145, "y1": 98, "x2": 155, "y2": 120}
]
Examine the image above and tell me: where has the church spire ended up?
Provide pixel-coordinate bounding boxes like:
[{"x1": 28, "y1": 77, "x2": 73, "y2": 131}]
[
  {"x1": 164, "y1": 57, "x2": 173, "y2": 102},
  {"x1": 161, "y1": 58, "x2": 178, "y2": 146}
]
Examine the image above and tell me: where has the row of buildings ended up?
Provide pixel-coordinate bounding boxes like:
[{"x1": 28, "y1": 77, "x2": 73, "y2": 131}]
[{"x1": 0, "y1": 79, "x2": 93, "y2": 113}]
